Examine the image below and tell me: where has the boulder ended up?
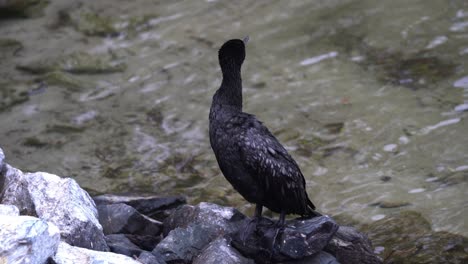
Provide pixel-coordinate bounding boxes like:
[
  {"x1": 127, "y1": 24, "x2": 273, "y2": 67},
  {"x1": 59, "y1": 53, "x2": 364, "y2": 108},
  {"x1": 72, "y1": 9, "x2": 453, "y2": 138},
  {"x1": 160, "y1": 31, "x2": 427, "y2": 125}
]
[
  {"x1": 325, "y1": 226, "x2": 382, "y2": 264},
  {"x1": 193, "y1": 237, "x2": 254, "y2": 264},
  {"x1": 0, "y1": 215, "x2": 60, "y2": 264},
  {"x1": 97, "y1": 203, "x2": 163, "y2": 236},
  {"x1": 0, "y1": 204, "x2": 19, "y2": 216},
  {"x1": 0, "y1": 164, "x2": 108, "y2": 251},
  {"x1": 163, "y1": 202, "x2": 246, "y2": 236},
  {"x1": 93, "y1": 193, "x2": 186, "y2": 220},
  {"x1": 232, "y1": 216, "x2": 339, "y2": 263},
  {"x1": 137, "y1": 251, "x2": 167, "y2": 264},
  {"x1": 0, "y1": 147, "x2": 4, "y2": 170},
  {"x1": 52, "y1": 241, "x2": 141, "y2": 264},
  {"x1": 105, "y1": 234, "x2": 144, "y2": 257}
]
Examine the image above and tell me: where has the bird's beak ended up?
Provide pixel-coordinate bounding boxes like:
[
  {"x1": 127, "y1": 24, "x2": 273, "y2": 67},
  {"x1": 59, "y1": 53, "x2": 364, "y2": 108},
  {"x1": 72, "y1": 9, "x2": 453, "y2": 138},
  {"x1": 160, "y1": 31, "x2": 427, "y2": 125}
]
[{"x1": 243, "y1": 36, "x2": 250, "y2": 44}]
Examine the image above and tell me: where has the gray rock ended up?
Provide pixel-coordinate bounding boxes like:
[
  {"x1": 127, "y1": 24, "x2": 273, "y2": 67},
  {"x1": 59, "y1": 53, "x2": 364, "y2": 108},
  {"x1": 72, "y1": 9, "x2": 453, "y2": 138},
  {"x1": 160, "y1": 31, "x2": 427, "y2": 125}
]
[
  {"x1": 0, "y1": 165, "x2": 108, "y2": 251},
  {"x1": 93, "y1": 193, "x2": 186, "y2": 220},
  {"x1": 154, "y1": 223, "x2": 219, "y2": 263},
  {"x1": 0, "y1": 147, "x2": 4, "y2": 170},
  {"x1": 97, "y1": 203, "x2": 163, "y2": 236},
  {"x1": 282, "y1": 251, "x2": 339, "y2": 264},
  {"x1": 0, "y1": 215, "x2": 60, "y2": 264},
  {"x1": 0, "y1": 204, "x2": 19, "y2": 216},
  {"x1": 193, "y1": 237, "x2": 254, "y2": 264},
  {"x1": 105, "y1": 234, "x2": 144, "y2": 257},
  {"x1": 232, "y1": 216, "x2": 339, "y2": 263},
  {"x1": 325, "y1": 226, "x2": 382, "y2": 264},
  {"x1": 163, "y1": 202, "x2": 246, "y2": 236},
  {"x1": 124, "y1": 233, "x2": 162, "y2": 251},
  {"x1": 138, "y1": 251, "x2": 167, "y2": 264},
  {"x1": 52, "y1": 241, "x2": 141, "y2": 264}
]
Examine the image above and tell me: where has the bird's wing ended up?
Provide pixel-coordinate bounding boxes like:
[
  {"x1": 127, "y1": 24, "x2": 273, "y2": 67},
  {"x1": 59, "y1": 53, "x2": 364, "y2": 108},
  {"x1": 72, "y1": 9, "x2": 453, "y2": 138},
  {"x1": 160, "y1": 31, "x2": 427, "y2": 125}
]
[{"x1": 232, "y1": 114, "x2": 314, "y2": 213}]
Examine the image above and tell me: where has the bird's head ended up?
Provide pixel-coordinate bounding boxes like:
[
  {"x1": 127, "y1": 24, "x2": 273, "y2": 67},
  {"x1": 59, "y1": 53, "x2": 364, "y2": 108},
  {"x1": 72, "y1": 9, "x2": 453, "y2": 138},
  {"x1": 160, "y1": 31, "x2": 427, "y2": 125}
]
[{"x1": 218, "y1": 37, "x2": 248, "y2": 73}]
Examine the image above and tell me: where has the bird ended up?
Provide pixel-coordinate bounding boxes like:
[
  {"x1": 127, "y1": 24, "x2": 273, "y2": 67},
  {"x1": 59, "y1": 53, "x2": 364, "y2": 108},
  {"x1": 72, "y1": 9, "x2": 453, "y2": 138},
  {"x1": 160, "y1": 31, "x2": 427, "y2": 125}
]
[{"x1": 209, "y1": 38, "x2": 320, "y2": 227}]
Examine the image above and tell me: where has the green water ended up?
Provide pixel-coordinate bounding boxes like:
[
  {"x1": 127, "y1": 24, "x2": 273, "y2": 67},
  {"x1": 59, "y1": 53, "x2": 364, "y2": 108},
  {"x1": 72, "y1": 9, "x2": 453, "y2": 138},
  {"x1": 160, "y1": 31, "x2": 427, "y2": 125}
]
[{"x1": 1, "y1": 0, "x2": 467, "y2": 255}]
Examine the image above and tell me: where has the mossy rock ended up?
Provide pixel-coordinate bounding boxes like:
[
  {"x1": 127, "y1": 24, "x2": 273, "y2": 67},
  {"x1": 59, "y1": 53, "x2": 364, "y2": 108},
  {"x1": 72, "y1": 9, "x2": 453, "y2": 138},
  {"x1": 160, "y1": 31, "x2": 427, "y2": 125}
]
[
  {"x1": 0, "y1": 82, "x2": 30, "y2": 112},
  {"x1": 17, "y1": 51, "x2": 126, "y2": 74},
  {"x1": 43, "y1": 71, "x2": 90, "y2": 90},
  {"x1": 362, "y1": 211, "x2": 468, "y2": 263}
]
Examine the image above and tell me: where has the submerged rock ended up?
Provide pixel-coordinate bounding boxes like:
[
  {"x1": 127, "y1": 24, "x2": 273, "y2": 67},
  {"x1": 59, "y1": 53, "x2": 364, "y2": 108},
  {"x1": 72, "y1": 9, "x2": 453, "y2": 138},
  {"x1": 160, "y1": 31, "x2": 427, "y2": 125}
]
[
  {"x1": 17, "y1": 51, "x2": 126, "y2": 75},
  {"x1": 364, "y1": 211, "x2": 468, "y2": 263},
  {"x1": 232, "y1": 216, "x2": 339, "y2": 263},
  {"x1": 0, "y1": 82, "x2": 30, "y2": 112},
  {"x1": 0, "y1": 165, "x2": 108, "y2": 251},
  {"x1": 0, "y1": 215, "x2": 60, "y2": 264},
  {"x1": 52, "y1": 241, "x2": 141, "y2": 264},
  {"x1": 97, "y1": 203, "x2": 163, "y2": 237},
  {"x1": 93, "y1": 193, "x2": 186, "y2": 221},
  {"x1": 193, "y1": 237, "x2": 254, "y2": 264}
]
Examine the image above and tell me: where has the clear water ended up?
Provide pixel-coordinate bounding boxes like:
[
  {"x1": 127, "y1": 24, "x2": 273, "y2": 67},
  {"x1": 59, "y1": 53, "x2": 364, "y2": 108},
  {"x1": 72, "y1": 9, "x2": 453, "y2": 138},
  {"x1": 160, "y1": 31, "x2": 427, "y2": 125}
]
[{"x1": 1, "y1": 0, "x2": 467, "y2": 239}]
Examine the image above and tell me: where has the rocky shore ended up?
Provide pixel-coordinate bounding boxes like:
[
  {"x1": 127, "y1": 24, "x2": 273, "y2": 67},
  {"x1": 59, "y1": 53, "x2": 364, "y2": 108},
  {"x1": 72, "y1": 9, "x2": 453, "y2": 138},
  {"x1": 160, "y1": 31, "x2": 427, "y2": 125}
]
[{"x1": 0, "y1": 146, "x2": 383, "y2": 264}]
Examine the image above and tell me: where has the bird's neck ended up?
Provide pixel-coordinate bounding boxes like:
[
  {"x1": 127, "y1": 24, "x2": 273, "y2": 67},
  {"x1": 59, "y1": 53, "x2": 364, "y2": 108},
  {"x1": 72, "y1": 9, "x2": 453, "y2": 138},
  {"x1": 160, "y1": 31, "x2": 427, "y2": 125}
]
[{"x1": 214, "y1": 69, "x2": 243, "y2": 111}]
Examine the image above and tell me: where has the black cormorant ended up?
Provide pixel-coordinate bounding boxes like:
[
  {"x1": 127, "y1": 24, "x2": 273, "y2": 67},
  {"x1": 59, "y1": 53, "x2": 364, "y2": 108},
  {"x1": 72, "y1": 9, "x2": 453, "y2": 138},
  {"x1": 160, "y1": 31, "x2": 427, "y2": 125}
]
[{"x1": 209, "y1": 38, "x2": 319, "y2": 225}]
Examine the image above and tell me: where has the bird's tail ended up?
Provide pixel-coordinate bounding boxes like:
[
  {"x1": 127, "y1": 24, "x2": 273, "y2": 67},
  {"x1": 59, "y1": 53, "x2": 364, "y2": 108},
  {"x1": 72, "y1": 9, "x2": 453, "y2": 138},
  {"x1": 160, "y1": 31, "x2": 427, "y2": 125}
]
[{"x1": 306, "y1": 197, "x2": 322, "y2": 217}]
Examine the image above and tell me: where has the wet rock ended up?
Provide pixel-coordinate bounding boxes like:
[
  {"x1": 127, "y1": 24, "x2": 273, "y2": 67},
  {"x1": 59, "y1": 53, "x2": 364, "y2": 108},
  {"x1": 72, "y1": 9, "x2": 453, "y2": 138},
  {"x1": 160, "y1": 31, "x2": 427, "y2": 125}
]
[
  {"x1": 232, "y1": 216, "x2": 339, "y2": 263},
  {"x1": 138, "y1": 251, "x2": 166, "y2": 264},
  {"x1": 52, "y1": 241, "x2": 141, "y2": 264},
  {"x1": 0, "y1": 0, "x2": 48, "y2": 18},
  {"x1": 43, "y1": 71, "x2": 91, "y2": 91},
  {"x1": 0, "y1": 164, "x2": 108, "y2": 251},
  {"x1": 69, "y1": 9, "x2": 119, "y2": 37},
  {"x1": 93, "y1": 193, "x2": 186, "y2": 221},
  {"x1": 363, "y1": 211, "x2": 468, "y2": 263},
  {"x1": 0, "y1": 215, "x2": 60, "y2": 264},
  {"x1": 125, "y1": 234, "x2": 162, "y2": 251},
  {"x1": 0, "y1": 38, "x2": 22, "y2": 58},
  {"x1": 97, "y1": 203, "x2": 163, "y2": 237},
  {"x1": 154, "y1": 223, "x2": 220, "y2": 264},
  {"x1": 0, "y1": 204, "x2": 19, "y2": 216},
  {"x1": 370, "y1": 200, "x2": 411, "y2": 209},
  {"x1": 163, "y1": 202, "x2": 247, "y2": 236},
  {"x1": 193, "y1": 237, "x2": 254, "y2": 264},
  {"x1": 0, "y1": 147, "x2": 4, "y2": 170},
  {"x1": 105, "y1": 234, "x2": 144, "y2": 257},
  {"x1": 282, "y1": 251, "x2": 339, "y2": 264},
  {"x1": 16, "y1": 51, "x2": 126, "y2": 75},
  {"x1": 325, "y1": 226, "x2": 382, "y2": 264}
]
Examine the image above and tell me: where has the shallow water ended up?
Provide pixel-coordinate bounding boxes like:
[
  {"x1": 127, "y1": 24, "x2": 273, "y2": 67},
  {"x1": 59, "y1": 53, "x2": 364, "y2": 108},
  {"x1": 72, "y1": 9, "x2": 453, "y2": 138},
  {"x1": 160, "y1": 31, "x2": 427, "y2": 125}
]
[{"x1": 1, "y1": 0, "x2": 467, "y2": 241}]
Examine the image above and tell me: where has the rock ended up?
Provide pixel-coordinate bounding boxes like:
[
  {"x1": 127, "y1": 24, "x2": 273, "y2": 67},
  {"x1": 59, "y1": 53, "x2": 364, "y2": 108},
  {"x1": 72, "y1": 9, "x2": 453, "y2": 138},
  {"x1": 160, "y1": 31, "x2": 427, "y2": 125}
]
[
  {"x1": 137, "y1": 251, "x2": 166, "y2": 264},
  {"x1": 52, "y1": 241, "x2": 141, "y2": 264},
  {"x1": 282, "y1": 251, "x2": 339, "y2": 264},
  {"x1": 16, "y1": 51, "x2": 126, "y2": 74},
  {"x1": 105, "y1": 234, "x2": 144, "y2": 257},
  {"x1": 0, "y1": 204, "x2": 19, "y2": 216},
  {"x1": 163, "y1": 202, "x2": 246, "y2": 236},
  {"x1": 0, "y1": 215, "x2": 60, "y2": 264},
  {"x1": 193, "y1": 237, "x2": 254, "y2": 264},
  {"x1": 232, "y1": 216, "x2": 339, "y2": 263},
  {"x1": 0, "y1": 147, "x2": 4, "y2": 171},
  {"x1": 97, "y1": 203, "x2": 163, "y2": 236},
  {"x1": 0, "y1": 82, "x2": 30, "y2": 112},
  {"x1": 93, "y1": 193, "x2": 186, "y2": 220},
  {"x1": 0, "y1": 165, "x2": 108, "y2": 251},
  {"x1": 154, "y1": 223, "x2": 219, "y2": 264},
  {"x1": 0, "y1": 0, "x2": 48, "y2": 18},
  {"x1": 325, "y1": 226, "x2": 382, "y2": 264},
  {"x1": 124, "y1": 234, "x2": 162, "y2": 251},
  {"x1": 68, "y1": 8, "x2": 119, "y2": 37},
  {"x1": 43, "y1": 71, "x2": 91, "y2": 91},
  {"x1": 363, "y1": 211, "x2": 468, "y2": 263}
]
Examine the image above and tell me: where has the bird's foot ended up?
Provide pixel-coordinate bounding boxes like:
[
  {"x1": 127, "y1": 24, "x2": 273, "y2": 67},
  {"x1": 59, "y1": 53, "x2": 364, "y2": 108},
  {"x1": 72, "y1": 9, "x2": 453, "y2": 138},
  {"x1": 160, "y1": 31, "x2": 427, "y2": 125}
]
[{"x1": 240, "y1": 216, "x2": 261, "y2": 244}]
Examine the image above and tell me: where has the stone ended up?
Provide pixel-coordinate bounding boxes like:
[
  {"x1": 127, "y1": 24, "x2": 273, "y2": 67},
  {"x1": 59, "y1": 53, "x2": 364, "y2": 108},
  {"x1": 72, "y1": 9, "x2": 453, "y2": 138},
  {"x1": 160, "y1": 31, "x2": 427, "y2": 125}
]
[
  {"x1": 193, "y1": 237, "x2": 254, "y2": 264},
  {"x1": 52, "y1": 241, "x2": 141, "y2": 264},
  {"x1": 0, "y1": 215, "x2": 60, "y2": 264},
  {"x1": 125, "y1": 234, "x2": 162, "y2": 251},
  {"x1": 232, "y1": 216, "x2": 339, "y2": 263},
  {"x1": 93, "y1": 193, "x2": 186, "y2": 220},
  {"x1": 0, "y1": 165, "x2": 108, "y2": 251},
  {"x1": 137, "y1": 251, "x2": 167, "y2": 264},
  {"x1": 163, "y1": 202, "x2": 246, "y2": 236},
  {"x1": 0, "y1": 147, "x2": 4, "y2": 170},
  {"x1": 105, "y1": 234, "x2": 144, "y2": 257},
  {"x1": 97, "y1": 203, "x2": 163, "y2": 236},
  {"x1": 282, "y1": 251, "x2": 339, "y2": 264},
  {"x1": 0, "y1": 204, "x2": 19, "y2": 216},
  {"x1": 154, "y1": 223, "x2": 219, "y2": 264},
  {"x1": 325, "y1": 226, "x2": 382, "y2": 264}
]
